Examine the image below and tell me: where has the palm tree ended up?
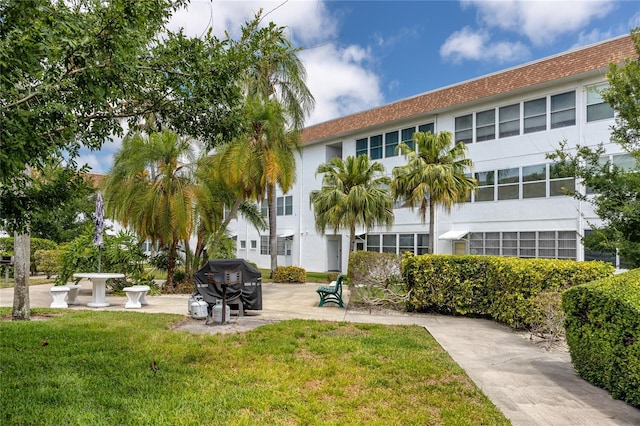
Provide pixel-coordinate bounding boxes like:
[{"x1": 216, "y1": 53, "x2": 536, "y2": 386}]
[
  {"x1": 103, "y1": 130, "x2": 197, "y2": 288},
  {"x1": 310, "y1": 155, "x2": 394, "y2": 253},
  {"x1": 240, "y1": 20, "x2": 315, "y2": 276},
  {"x1": 390, "y1": 131, "x2": 477, "y2": 254}
]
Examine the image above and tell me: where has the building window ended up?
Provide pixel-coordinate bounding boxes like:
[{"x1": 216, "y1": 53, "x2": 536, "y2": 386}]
[
  {"x1": 519, "y1": 232, "x2": 536, "y2": 258},
  {"x1": 261, "y1": 199, "x2": 268, "y2": 218},
  {"x1": 558, "y1": 231, "x2": 577, "y2": 259},
  {"x1": 399, "y1": 234, "x2": 415, "y2": 254},
  {"x1": 260, "y1": 235, "x2": 288, "y2": 255},
  {"x1": 455, "y1": 114, "x2": 473, "y2": 144},
  {"x1": 550, "y1": 91, "x2": 576, "y2": 129},
  {"x1": 385, "y1": 131, "x2": 399, "y2": 158},
  {"x1": 586, "y1": 84, "x2": 614, "y2": 122},
  {"x1": 417, "y1": 234, "x2": 429, "y2": 254},
  {"x1": 499, "y1": 104, "x2": 520, "y2": 138},
  {"x1": 497, "y1": 167, "x2": 519, "y2": 200},
  {"x1": 418, "y1": 123, "x2": 434, "y2": 134},
  {"x1": 366, "y1": 235, "x2": 380, "y2": 252},
  {"x1": 356, "y1": 138, "x2": 368, "y2": 157},
  {"x1": 549, "y1": 162, "x2": 575, "y2": 196},
  {"x1": 276, "y1": 196, "x2": 293, "y2": 216},
  {"x1": 476, "y1": 109, "x2": 495, "y2": 142},
  {"x1": 260, "y1": 235, "x2": 269, "y2": 255},
  {"x1": 612, "y1": 153, "x2": 636, "y2": 171},
  {"x1": 370, "y1": 134, "x2": 383, "y2": 160},
  {"x1": 240, "y1": 240, "x2": 246, "y2": 249},
  {"x1": 382, "y1": 234, "x2": 396, "y2": 253},
  {"x1": 401, "y1": 127, "x2": 415, "y2": 151},
  {"x1": 522, "y1": 164, "x2": 546, "y2": 198},
  {"x1": 502, "y1": 232, "x2": 518, "y2": 256},
  {"x1": 475, "y1": 171, "x2": 495, "y2": 202},
  {"x1": 250, "y1": 240, "x2": 257, "y2": 249},
  {"x1": 524, "y1": 97, "x2": 546, "y2": 133}
]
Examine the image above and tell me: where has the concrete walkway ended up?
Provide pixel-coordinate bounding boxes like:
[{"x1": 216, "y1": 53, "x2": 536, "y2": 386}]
[{"x1": 1, "y1": 281, "x2": 639, "y2": 425}]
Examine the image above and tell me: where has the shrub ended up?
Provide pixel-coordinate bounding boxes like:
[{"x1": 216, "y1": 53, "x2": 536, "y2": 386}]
[
  {"x1": 562, "y1": 269, "x2": 640, "y2": 407},
  {"x1": 33, "y1": 250, "x2": 64, "y2": 279},
  {"x1": 403, "y1": 254, "x2": 613, "y2": 329},
  {"x1": 272, "y1": 266, "x2": 306, "y2": 283},
  {"x1": 0, "y1": 236, "x2": 58, "y2": 274},
  {"x1": 348, "y1": 251, "x2": 409, "y2": 310},
  {"x1": 56, "y1": 225, "x2": 151, "y2": 288},
  {"x1": 326, "y1": 272, "x2": 339, "y2": 283}
]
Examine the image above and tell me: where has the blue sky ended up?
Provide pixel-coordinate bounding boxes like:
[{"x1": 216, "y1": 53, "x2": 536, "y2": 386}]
[{"x1": 80, "y1": 0, "x2": 640, "y2": 173}]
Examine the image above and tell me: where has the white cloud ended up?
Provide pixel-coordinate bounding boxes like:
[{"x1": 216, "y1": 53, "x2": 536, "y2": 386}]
[
  {"x1": 167, "y1": 0, "x2": 383, "y2": 126},
  {"x1": 463, "y1": 0, "x2": 615, "y2": 45},
  {"x1": 300, "y1": 44, "x2": 383, "y2": 125},
  {"x1": 440, "y1": 27, "x2": 529, "y2": 64}
]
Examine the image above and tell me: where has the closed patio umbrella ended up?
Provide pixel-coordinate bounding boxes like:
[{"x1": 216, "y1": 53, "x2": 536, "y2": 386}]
[{"x1": 94, "y1": 191, "x2": 104, "y2": 272}]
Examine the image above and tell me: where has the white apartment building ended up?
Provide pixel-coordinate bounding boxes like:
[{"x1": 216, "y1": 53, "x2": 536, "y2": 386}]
[{"x1": 231, "y1": 34, "x2": 638, "y2": 273}]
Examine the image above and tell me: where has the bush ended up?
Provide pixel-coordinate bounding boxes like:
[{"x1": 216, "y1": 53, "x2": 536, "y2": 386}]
[
  {"x1": 402, "y1": 254, "x2": 613, "y2": 329},
  {"x1": 33, "y1": 250, "x2": 64, "y2": 279},
  {"x1": 0, "y1": 236, "x2": 58, "y2": 274},
  {"x1": 56, "y1": 225, "x2": 151, "y2": 289},
  {"x1": 348, "y1": 251, "x2": 408, "y2": 310},
  {"x1": 562, "y1": 269, "x2": 640, "y2": 407},
  {"x1": 272, "y1": 266, "x2": 306, "y2": 283}
]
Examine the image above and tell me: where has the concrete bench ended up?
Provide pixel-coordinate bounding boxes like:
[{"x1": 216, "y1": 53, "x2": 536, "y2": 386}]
[
  {"x1": 123, "y1": 285, "x2": 150, "y2": 309},
  {"x1": 66, "y1": 284, "x2": 82, "y2": 305},
  {"x1": 50, "y1": 286, "x2": 70, "y2": 308}
]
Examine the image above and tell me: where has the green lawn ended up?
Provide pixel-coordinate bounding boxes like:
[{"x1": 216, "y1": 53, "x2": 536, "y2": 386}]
[{"x1": 0, "y1": 310, "x2": 509, "y2": 425}]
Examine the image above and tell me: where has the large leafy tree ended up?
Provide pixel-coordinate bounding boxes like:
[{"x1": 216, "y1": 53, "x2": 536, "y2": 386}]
[
  {"x1": 0, "y1": 0, "x2": 252, "y2": 319},
  {"x1": 391, "y1": 131, "x2": 477, "y2": 254},
  {"x1": 310, "y1": 155, "x2": 394, "y2": 253},
  {"x1": 549, "y1": 28, "x2": 640, "y2": 267},
  {"x1": 104, "y1": 130, "x2": 197, "y2": 289},
  {"x1": 239, "y1": 18, "x2": 315, "y2": 276}
]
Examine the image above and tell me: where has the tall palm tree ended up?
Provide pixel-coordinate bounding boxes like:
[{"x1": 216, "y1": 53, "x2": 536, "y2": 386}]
[
  {"x1": 310, "y1": 155, "x2": 394, "y2": 253},
  {"x1": 103, "y1": 130, "x2": 197, "y2": 288},
  {"x1": 390, "y1": 131, "x2": 477, "y2": 254},
  {"x1": 240, "y1": 21, "x2": 315, "y2": 276}
]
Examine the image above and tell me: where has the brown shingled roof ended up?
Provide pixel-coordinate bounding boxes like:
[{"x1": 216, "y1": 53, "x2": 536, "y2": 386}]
[{"x1": 302, "y1": 34, "x2": 637, "y2": 144}]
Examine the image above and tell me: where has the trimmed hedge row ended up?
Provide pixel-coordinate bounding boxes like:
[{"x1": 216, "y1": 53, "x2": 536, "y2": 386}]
[
  {"x1": 562, "y1": 269, "x2": 640, "y2": 407},
  {"x1": 402, "y1": 254, "x2": 613, "y2": 329}
]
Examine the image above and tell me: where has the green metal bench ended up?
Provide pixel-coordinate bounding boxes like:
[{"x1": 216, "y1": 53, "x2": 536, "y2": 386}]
[{"x1": 316, "y1": 274, "x2": 344, "y2": 307}]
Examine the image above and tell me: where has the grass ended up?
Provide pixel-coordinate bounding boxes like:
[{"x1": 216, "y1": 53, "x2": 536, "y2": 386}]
[
  {"x1": 0, "y1": 276, "x2": 55, "y2": 289},
  {"x1": 0, "y1": 309, "x2": 510, "y2": 425}
]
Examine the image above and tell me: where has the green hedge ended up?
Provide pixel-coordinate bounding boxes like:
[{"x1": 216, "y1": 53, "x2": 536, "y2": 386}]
[
  {"x1": 0, "y1": 237, "x2": 58, "y2": 273},
  {"x1": 402, "y1": 254, "x2": 613, "y2": 329},
  {"x1": 562, "y1": 269, "x2": 640, "y2": 407},
  {"x1": 272, "y1": 266, "x2": 306, "y2": 283},
  {"x1": 33, "y1": 250, "x2": 64, "y2": 279}
]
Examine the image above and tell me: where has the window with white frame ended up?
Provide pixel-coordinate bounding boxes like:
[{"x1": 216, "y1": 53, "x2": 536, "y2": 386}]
[
  {"x1": 550, "y1": 91, "x2": 576, "y2": 129},
  {"x1": 586, "y1": 83, "x2": 614, "y2": 122},
  {"x1": 363, "y1": 233, "x2": 429, "y2": 254},
  {"x1": 370, "y1": 134, "x2": 383, "y2": 160},
  {"x1": 382, "y1": 234, "x2": 396, "y2": 253},
  {"x1": 475, "y1": 171, "x2": 495, "y2": 202},
  {"x1": 499, "y1": 104, "x2": 520, "y2": 138},
  {"x1": 455, "y1": 114, "x2": 473, "y2": 144},
  {"x1": 497, "y1": 167, "x2": 519, "y2": 200},
  {"x1": 476, "y1": 109, "x2": 496, "y2": 142},
  {"x1": 524, "y1": 97, "x2": 546, "y2": 133},
  {"x1": 366, "y1": 235, "x2": 380, "y2": 252},
  {"x1": 469, "y1": 231, "x2": 576, "y2": 259},
  {"x1": 276, "y1": 195, "x2": 293, "y2": 216},
  {"x1": 250, "y1": 240, "x2": 257, "y2": 249},
  {"x1": 240, "y1": 240, "x2": 246, "y2": 249},
  {"x1": 549, "y1": 162, "x2": 575, "y2": 196},
  {"x1": 260, "y1": 235, "x2": 288, "y2": 255},
  {"x1": 401, "y1": 127, "x2": 415, "y2": 151},
  {"x1": 385, "y1": 130, "x2": 399, "y2": 158},
  {"x1": 418, "y1": 123, "x2": 435, "y2": 135},
  {"x1": 522, "y1": 164, "x2": 546, "y2": 198},
  {"x1": 356, "y1": 138, "x2": 367, "y2": 157},
  {"x1": 261, "y1": 199, "x2": 268, "y2": 217}
]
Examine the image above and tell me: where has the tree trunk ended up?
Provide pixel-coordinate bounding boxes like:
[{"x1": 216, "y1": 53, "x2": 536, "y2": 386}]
[
  {"x1": 349, "y1": 224, "x2": 356, "y2": 253},
  {"x1": 428, "y1": 196, "x2": 436, "y2": 254},
  {"x1": 166, "y1": 239, "x2": 178, "y2": 288},
  {"x1": 12, "y1": 232, "x2": 30, "y2": 321},
  {"x1": 268, "y1": 184, "x2": 278, "y2": 277}
]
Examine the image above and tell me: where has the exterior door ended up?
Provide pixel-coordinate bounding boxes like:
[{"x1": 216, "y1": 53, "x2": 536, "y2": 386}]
[{"x1": 327, "y1": 238, "x2": 341, "y2": 272}]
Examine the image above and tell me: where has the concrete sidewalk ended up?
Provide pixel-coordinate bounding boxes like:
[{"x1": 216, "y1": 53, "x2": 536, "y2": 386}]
[{"x1": 1, "y1": 281, "x2": 639, "y2": 425}]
